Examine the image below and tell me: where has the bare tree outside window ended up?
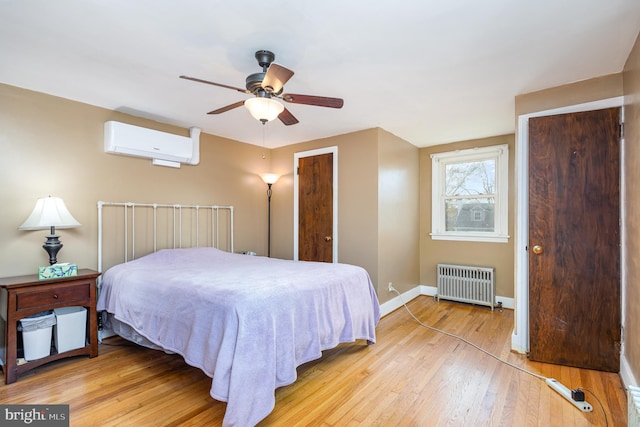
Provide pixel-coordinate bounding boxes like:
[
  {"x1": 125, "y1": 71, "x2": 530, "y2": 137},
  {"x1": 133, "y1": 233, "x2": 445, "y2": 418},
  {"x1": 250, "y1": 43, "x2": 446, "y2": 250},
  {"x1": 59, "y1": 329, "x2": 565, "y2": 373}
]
[
  {"x1": 431, "y1": 144, "x2": 508, "y2": 243},
  {"x1": 444, "y1": 160, "x2": 496, "y2": 232}
]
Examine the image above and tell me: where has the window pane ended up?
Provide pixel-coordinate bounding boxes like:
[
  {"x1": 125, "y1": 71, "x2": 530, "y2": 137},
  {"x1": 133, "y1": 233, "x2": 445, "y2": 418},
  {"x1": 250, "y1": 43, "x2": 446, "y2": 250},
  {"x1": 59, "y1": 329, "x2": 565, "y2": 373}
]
[
  {"x1": 445, "y1": 198, "x2": 495, "y2": 232},
  {"x1": 445, "y1": 160, "x2": 495, "y2": 196},
  {"x1": 432, "y1": 144, "x2": 508, "y2": 242}
]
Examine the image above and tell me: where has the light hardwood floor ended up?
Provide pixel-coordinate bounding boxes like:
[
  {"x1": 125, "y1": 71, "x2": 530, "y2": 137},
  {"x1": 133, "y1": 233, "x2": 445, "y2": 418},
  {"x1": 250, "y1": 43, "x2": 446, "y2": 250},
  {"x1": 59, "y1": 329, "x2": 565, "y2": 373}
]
[{"x1": 0, "y1": 296, "x2": 627, "y2": 426}]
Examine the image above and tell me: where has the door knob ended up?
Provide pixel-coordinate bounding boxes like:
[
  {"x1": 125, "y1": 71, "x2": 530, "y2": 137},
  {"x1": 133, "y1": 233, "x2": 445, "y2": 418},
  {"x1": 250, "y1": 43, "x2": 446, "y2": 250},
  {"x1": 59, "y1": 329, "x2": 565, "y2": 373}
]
[
  {"x1": 532, "y1": 245, "x2": 543, "y2": 255},
  {"x1": 325, "y1": 236, "x2": 332, "y2": 242}
]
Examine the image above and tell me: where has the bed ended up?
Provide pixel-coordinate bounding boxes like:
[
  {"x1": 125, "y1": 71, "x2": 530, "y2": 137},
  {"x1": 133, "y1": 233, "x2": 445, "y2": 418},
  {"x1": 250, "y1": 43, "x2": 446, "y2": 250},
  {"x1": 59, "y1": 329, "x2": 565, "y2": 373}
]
[{"x1": 95, "y1": 202, "x2": 381, "y2": 427}]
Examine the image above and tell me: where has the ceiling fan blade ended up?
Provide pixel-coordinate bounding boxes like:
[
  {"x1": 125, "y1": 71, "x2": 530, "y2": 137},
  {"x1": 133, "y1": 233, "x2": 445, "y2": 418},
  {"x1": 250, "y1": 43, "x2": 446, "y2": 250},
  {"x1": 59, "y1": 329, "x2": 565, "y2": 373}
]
[
  {"x1": 180, "y1": 75, "x2": 251, "y2": 94},
  {"x1": 207, "y1": 100, "x2": 245, "y2": 115},
  {"x1": 262, "y1": 63, "x2": 294, "y2": 94},
  {"x1": 281, "y1": 93, "x2": 344, "y2": 109},
  {"x1": 278, "y1": 108, "x2": 299, "y2": 126}
]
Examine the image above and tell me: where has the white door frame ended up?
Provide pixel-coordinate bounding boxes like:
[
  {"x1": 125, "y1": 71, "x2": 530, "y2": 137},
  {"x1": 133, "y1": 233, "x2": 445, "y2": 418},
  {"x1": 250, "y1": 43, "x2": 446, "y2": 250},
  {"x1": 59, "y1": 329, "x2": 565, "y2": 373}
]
[
  {"x1": 512, "y1": 96, "x2": 624, "y2": 353},
  {"x1": 293, "y1": 146, "x2": 339, "y2": 262}
]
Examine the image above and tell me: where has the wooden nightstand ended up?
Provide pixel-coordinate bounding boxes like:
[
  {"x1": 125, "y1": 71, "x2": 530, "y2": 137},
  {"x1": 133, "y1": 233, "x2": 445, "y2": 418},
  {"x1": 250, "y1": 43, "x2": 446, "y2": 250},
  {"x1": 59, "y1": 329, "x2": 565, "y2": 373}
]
[{"x1": 0, "y1": 269, "x2": 100, "y2": 384}]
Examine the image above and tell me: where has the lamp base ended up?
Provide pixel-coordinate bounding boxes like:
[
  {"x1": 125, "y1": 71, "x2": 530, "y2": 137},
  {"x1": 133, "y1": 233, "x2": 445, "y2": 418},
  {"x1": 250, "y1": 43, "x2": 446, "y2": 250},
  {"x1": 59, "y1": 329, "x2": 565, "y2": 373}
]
[{"x1": 43, "y1": 234, "x2": 62, "y2": 265}]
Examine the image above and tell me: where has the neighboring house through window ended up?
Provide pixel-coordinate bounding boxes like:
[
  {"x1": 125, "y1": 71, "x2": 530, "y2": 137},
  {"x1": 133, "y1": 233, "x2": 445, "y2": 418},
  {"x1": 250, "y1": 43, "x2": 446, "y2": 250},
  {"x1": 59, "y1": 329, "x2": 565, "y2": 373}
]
[{"x1": 431, "y1": 144, "x2": 509, "y2": 243}]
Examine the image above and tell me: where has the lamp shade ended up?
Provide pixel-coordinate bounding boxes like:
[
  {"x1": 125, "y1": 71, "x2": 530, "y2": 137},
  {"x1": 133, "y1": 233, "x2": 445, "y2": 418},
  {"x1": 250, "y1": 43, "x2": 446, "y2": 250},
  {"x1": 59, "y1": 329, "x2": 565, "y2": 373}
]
[
  {"x1": 260, "y1": 173, "x2": 280, "y2": 185},
  {"x1": 19, "y1": 196, "x2": 81, "y2": 230},
  {"x1": 245, "y1": 97, "x2": 284, "y2": 122}
]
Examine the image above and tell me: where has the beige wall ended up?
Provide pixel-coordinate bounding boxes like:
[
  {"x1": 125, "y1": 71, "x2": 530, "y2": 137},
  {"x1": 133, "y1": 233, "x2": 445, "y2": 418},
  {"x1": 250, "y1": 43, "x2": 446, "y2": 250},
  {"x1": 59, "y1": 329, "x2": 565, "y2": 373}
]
[
  {"x1": 270, "y1": 128, "x2": 420, "y2": 303},
  {"x1": 623, "y1": 32, "x2": 640, "y2": 386},
  {"x1": 515, "y1": 73, "x2": 623, "y2": 117},
  {"x1": 419, "y1": 134, "x2": 515, "y2": 298},
  {"x1": 378, "y1": 129, "x2": 420, "y2": 298},
  {"x1": 0, "y1": 84, "x2": 271, "y2": 277}
]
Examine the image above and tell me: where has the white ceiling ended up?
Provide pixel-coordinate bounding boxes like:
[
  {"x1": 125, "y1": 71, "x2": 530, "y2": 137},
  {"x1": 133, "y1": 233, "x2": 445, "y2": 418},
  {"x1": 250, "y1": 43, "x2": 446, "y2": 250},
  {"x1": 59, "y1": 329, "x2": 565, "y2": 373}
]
[{"x1": 1, "y1": 1, "x2": 639, "y2": 148}]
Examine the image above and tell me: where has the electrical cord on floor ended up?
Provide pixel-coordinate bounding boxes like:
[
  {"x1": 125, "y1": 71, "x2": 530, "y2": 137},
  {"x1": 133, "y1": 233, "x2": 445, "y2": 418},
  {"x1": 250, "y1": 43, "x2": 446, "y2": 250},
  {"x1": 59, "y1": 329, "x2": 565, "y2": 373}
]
[
  {"x1": 391, "y1": 288, "x2": 545, "y2": 380},
  {"x1": 391, "y1": 288, "x2": 609, "y2": 426}
]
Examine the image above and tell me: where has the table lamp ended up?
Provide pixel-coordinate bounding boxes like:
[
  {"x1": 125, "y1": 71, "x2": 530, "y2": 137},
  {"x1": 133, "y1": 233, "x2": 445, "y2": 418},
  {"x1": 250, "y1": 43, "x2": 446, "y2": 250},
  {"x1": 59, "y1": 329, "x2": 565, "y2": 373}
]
[{"x1": 19, "y1": 196, "x2": 81, "y2": 265}]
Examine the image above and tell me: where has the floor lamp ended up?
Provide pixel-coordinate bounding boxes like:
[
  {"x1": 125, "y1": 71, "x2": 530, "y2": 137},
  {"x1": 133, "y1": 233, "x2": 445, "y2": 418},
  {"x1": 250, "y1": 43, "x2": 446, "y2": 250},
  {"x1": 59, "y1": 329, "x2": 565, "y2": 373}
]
[{"x1": 260, "y1": 174, "x2": 280, "y2": 257}]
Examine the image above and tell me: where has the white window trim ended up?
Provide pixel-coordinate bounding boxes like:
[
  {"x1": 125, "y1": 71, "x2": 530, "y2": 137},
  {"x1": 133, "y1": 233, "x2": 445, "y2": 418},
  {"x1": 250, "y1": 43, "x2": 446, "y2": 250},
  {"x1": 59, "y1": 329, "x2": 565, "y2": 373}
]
[{"x1": 430, "y1": 144, "x2": 509, "y2": 243}]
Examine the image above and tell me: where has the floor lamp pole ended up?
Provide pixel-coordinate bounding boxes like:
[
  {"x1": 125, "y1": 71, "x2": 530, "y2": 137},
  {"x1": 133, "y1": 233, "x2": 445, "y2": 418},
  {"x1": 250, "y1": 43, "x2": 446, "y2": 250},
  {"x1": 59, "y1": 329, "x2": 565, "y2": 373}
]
[
  {"x1": 267, "y1": 183, "x2": 272, "y2": 257},
  {"x1": 260, "y1": 174, "x2": 279, "y2": 257}
]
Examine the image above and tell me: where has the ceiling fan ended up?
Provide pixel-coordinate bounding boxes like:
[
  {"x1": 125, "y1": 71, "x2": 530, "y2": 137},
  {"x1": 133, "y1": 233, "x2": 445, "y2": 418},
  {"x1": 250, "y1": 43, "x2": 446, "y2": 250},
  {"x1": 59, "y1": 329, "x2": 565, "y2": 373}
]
[{"x1": 180, "y1": 50, "x2": 344, "y2": 126}]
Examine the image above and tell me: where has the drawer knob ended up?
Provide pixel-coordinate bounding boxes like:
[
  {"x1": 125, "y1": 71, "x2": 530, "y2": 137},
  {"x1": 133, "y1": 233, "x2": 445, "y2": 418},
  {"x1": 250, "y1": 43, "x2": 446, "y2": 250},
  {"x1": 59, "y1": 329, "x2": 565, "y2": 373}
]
[{"x1": 53, "y1": 294, "x2": 59, "y2": 299}]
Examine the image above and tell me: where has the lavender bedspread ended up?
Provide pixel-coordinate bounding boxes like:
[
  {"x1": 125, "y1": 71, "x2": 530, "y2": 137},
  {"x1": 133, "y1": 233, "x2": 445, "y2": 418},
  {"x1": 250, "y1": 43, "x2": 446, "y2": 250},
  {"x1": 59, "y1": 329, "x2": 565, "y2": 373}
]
[{"x1": 96, "y1": 247, "x2": 380, "y2": 426}]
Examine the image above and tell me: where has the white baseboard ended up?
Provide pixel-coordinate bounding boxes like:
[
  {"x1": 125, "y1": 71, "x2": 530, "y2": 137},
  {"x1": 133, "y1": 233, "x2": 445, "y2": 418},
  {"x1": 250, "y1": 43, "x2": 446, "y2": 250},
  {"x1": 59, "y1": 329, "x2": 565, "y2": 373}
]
[
  {"x1": 379, "y1": 285, "x2": 515, "y2": 318},
  {"x1": 379, "y1": 286, "x2": 422, "y2": 317},
  {"x1": 620, "y1": 353, "x2": 639, "y2": 389}
]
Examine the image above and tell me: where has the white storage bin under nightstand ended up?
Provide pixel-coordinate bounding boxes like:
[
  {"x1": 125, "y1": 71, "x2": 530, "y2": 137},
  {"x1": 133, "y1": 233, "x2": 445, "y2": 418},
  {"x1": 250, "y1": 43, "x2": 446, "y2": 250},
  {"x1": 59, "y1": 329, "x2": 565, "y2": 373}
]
[
  {"x1": 54, "y1": 306, "x2": 87, "y2": 353},
  {"x1": 20, "y1": 311, "x2": 56, "y2": 361}
]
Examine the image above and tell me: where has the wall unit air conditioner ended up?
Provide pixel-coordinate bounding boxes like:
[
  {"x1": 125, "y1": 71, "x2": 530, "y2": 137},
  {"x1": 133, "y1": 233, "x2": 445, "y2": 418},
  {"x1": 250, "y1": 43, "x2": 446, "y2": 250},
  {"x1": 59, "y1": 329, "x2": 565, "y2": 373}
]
[{"x1": 104, "y1": 121, "x2": 201, "y2": 168}]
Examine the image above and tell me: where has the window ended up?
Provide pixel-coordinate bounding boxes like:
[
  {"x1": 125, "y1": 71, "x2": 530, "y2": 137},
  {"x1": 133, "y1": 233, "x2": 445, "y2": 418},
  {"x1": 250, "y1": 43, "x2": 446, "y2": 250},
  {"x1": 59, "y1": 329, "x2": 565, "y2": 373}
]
[
  {"x1": 431, "y1": 144, "x2": 509, "y2": 243},
  {"x1": 472, "y1": 208, "x2": 484, "y2": 222}
]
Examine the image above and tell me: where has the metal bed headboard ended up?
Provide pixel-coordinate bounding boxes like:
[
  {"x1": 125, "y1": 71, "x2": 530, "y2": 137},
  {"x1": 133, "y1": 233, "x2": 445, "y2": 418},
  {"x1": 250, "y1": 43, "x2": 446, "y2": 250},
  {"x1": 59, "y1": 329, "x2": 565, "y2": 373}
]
[{"x1": 97, "y1": 201, "x2": 234, "y2": 274}]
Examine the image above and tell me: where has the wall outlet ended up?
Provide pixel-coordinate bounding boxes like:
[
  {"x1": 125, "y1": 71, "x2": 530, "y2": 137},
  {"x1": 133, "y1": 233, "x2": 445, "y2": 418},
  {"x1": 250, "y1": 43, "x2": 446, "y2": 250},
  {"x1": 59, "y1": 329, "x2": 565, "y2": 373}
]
[{"x1": 388, "y1": 282, "x2": 394, "y2": 292}]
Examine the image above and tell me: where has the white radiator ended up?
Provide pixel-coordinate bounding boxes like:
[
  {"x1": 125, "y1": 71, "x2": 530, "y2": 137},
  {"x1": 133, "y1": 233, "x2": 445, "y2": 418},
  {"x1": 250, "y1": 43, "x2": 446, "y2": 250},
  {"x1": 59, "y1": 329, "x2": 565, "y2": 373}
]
[
  {"x1": 630, "y1": 385, "x2": 640, "y2": 427},
  {"x1": 437, "y1": 264, "x2": 495, "y2": 311}
]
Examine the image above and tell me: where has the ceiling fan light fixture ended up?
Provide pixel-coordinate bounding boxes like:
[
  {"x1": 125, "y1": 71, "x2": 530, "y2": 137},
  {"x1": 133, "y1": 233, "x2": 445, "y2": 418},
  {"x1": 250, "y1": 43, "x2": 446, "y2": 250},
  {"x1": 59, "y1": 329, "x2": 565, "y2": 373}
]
[{"x1": 244, "y1": 97, "x2": 284, "y2": 123}]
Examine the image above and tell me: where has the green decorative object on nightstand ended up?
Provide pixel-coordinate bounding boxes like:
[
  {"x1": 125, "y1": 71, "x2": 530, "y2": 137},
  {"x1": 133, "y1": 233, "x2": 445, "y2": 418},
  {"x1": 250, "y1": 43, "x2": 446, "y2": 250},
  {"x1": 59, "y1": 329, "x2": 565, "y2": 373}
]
[{"x1": 38, "y1": 263, "x2": 78, "y2": 280}]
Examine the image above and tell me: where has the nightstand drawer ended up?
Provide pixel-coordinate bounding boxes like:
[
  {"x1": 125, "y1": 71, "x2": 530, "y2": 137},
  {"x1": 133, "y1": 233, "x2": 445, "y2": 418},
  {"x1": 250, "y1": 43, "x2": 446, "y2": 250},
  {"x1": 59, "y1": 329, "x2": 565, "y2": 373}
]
[{"x1": 16, "y1": 282, "x2": 90, "y2": 310}]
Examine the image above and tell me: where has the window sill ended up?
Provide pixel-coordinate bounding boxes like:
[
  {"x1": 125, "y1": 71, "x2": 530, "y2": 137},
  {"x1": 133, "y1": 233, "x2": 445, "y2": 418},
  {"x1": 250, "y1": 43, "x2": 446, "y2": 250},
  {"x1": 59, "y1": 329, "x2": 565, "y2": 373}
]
[{"x1": 430, "y1": 233, "x2": 510, "y2": 243}]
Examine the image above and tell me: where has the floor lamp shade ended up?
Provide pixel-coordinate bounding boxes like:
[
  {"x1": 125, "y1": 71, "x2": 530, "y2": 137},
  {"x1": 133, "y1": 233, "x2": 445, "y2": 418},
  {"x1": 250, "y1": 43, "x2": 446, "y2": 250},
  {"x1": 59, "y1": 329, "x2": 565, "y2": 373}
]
[
  {"x1": 260, "y1": 173, "x2": 280, "y2": 185},
  {"x1": 19, "y1": 196, "x2": 81, "y2": 265}
]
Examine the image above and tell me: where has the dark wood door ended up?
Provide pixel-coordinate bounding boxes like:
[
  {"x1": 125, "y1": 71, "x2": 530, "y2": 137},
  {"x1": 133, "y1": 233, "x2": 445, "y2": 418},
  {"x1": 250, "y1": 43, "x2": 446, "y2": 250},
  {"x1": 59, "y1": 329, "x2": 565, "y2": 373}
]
[
  {"x1": 528, "y1": 107, "x2": 621, "y2": 372},
  {"x1": 298, "y1": 153, "x2": 333, "y2": 262}
]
